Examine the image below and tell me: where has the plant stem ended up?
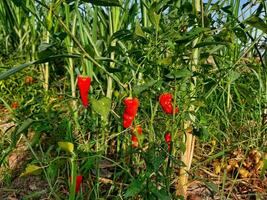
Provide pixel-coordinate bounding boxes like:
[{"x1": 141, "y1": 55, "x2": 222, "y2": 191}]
[{"x1": 176, "y1": 0, "x2": 201, "y2": 197}]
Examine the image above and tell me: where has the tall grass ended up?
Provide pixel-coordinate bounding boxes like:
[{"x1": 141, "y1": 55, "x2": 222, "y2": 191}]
[{"x1": 0, "y1": 0, "x2": 266, "y2": 199}]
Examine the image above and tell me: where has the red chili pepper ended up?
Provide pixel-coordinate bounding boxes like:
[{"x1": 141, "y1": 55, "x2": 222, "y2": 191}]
[
  {"x1": 165, "y1": 132, "x2": 171, "y2": 143},
  {"x1": 123, "y1": 98, "x2": 139, "y2": 128},
  {"x1": 131, "y1": 134, "x2": 138, "y2": 148},
  {"x1": 124, "y1": 98, "x2": 139, "y2": 116},
  {"x1": 70, "y1": 175, "x2": 83, "y2": 193},
  {"x1": 123, "y1": 113, "x2": 134, "y2": 128},
  {"x1": 159, "y1": 93, "x2": 179, "y2": 115},
  {"x1": 25, "y1": 76, "x2": 34, "y2": 84},
  {"x1": 11, "y1": 102, "x2": 19, "y2": 109},
  {"x1": 131, "y1": 125, "x2": 142, "y2": 135},
  {"x1": 77, "y1": 75, "x2": 91, "y2": 108},
  {"x1": 165, "y1": 132, "x2": 171, "y2": 151},
  {"x1": 136, "y1": 125, "x2": 142, "y2": 135}
]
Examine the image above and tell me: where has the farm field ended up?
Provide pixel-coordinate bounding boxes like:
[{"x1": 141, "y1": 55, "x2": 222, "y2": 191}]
[{"x1": 0, "y1": 0, "x2": 266, "y2": 199}]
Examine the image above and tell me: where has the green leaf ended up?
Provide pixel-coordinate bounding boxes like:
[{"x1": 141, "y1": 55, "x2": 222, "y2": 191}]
[
  {"x1": 194, "y1": 41, "x2": 229, "y2": 48},
  {"x1": 233, "y1": 27, "x2": 247, "y2": 43},
  {"x1": 175, "y1": 27, "x2": 210, "y2": 42},
  {"x1": 81, "y1": 0, "x2": 121, "y2": 7},
  {"x1": 20, "y1": 164, "x2": 42, "y2": 177},
  {"x1": 22, "y1": 190, "x2": 47, "y2": 200},
  {"x1": 46, "y1": 6, "x2": 53, "y2": 31},
  {"x1": 124, "y1": 178, "x2": 144, "y2": 197},
  {"x1": 158, "y1": 57, "x2": 172, "y2": 65},
  {"x1": 91, "y1": 97, "x2": 111, "y2": 121},
  {"x1": 58, "y1": 141, "x2": 74, "y2": 154},
  {"x1": 150, "y1": 186, "x2": 170, "y2": 200},
  {"x1": 135, "y1": 21, "x2": 146, "y2": 38},
  {"x1": 204, "y1": 181, "x2": 219, "y2": 193},
  {"x1": 0, "y1": 54, "x2": 80, "y2": 80},
  {"x1": 112, "y1": 30, "x2": 133, "y2": 41},
  {"x1": 244, "y1": 16, "x2": 267, "y2": 34},
  {"x1": 221, "y1": 5, "x2": 232, "y2": 14},
  {"x1": 228, "y1": 71, "x2": 240, "y2": 83},
  {"x1": 192, "y1": 126, "x2": 209, "y2": 141},
  {"x1": 0, "y1": 61, "x2": 35, "y2": 80},
  {"x1": 37, "y1": 43, "x2": 54, "y2": 59},
  {"x1": 165, "y1": 68, "x2": 192, "y2": 79},
  {"x1": 133, "y1": 80, "x2": 158, "y2": 95},
  {"x1": 16, "y1": 118, "x2": 34, "y2": 136},
  {"x1": 148, "y1": 3, "x2": 161, "y2": 29}
]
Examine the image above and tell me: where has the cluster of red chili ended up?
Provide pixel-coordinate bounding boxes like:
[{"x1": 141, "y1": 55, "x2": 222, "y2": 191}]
[
  {"x1": 159, "y1": 92, "x2": 179, "y2": 151},
  {"x1": 121, "y1": 92, "x2": 178, "y2": 149},
  {"x1": 76, "y1": 75, "x2": 178, "y2": 150}
]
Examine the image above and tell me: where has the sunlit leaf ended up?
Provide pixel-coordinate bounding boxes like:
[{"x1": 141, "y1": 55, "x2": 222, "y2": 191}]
[
  {"x1": 91, "y1": 97, "x2": 111, "y2": 121},
  {"x1": 244, "y1": 16, "x2": 267, "y2": 33},
  {"x1": 135, "y1": 21, "x2": 145, "y2": 38},
  {"x1": 165, "y1": 68, "x2": 192, "y2": 79},
  {"x1": 58, "y1": 141, "x2": 74, "y2": 153},
  {"x1": 46, "y1": 6, "x2": 53, "y2": 31},
  {"x1": 20, "y1": 164, "x2": 42, "y2": 177}
]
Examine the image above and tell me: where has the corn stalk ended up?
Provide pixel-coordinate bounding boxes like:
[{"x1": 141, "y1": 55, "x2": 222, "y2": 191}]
[{"x1": 176, "y1": 0, "x2": 201, "y2": 197}]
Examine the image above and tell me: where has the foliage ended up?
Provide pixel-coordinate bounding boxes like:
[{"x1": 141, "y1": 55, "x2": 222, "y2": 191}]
[{"x1": 0, "y1": 0, "x2": 266, "y2": 199}]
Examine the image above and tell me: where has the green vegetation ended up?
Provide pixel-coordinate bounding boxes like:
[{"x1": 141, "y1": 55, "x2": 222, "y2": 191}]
[{"x1": 0, "y1": 0, "x2": 266, "y2": 199}]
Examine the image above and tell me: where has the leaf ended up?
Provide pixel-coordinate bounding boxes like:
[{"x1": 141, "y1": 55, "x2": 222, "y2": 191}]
[
  {"x1": 158, "y1": 57, "x2": 172, "y2": 65},
  {"x1": 150, "y1": 185, "x2": 170, "y2": 200},
  {"x1": 233, "y1": 27, "x2": 247, "y2": 43},
  {"x1": 228, "y1": 71, "x2": 240, "y2": 83},
  {"x1": 133, "y1": 80, "x2": 158, "y2": 95},
  {"x1": 0, "y1": 54, "x2": 80, "y2": 80},
  {"x1": 175, "y1": 27, "x2": 210, "y2": 42},
  {"x1": 20, "y1": 164, "x2": 42, "y2": 177},
  {"x1": 194, "y1": 41, "x2": 229, "y2": 48},
  {"x1": 135, "y1": 21, "x2": 146, "y2": 38},
  {"x1": 21, "y1": 190, "x2": 47, "y2": 199},
  {"x1": 112, "y1": 30, "x2": 133, "y2": 41},
  {"x1": 204, "y1": 181, "x2": 219, "y2": 193},
  {"x1": 91, "y1": 97, "x2": 111, "y2": 121},
  {"x1": 148, "y1": 3, "x2": 161, "y2": 29},
  {"x1": 244, "y1": 16, "x2": 267, "y2": 34},
  {"x1": 81, "y1": 0, "x2": 121, "y2": 7},
  {"x1": 192, "y1": 126, "x2": 209, "y2": 141},
  {"x1": 221, "y1": 5, "x2": 232, "y2": 14},
  {"x1": 0, "y1": 61, "x2": 35, "y2": 80},
  {"x1": 124, "y1": 178, "x2": 144, "y2": 197},
  {"x1": 46, "y1": 5, "x2": 53, "y2": 31},
  {"x1": 16, "y1": 118, "x2": 34, "y2": 136},
  {"x1": 37, "y1": 43, "x2": 54, "y2": 59},
  {"x1": 165, "y1": 68, "x2": 192, "y2": 79},
  {"x1": 58, "y1": 141, "x2": 74, "y2": 154}
]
